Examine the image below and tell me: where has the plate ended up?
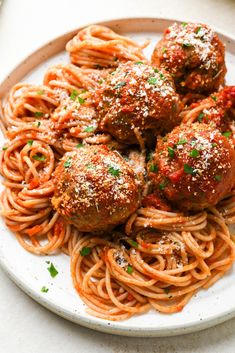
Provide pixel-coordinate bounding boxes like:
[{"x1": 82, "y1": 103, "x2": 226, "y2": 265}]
[{"x1": 0, "y1": 18, "x2": 235, "y2": 337}]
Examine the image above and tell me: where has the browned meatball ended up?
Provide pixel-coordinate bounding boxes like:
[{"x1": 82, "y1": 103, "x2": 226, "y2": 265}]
[
  {"x1": 148, "y1": 123, "x2": 235, "y2": 210},
  {"x1": 96, "y1": 61, "x2": 182, "y2": 144},
  {"x1": 51, "y1": 145, "x2": 140, "y2": 231},
  {"x1": 152, "y1": 22, "x2": 226, "y2": 94}
]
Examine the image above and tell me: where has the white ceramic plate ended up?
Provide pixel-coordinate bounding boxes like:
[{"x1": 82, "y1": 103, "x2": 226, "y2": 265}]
[{"x1": 0, "y1": 18, "x2": 235, "y2": 337}]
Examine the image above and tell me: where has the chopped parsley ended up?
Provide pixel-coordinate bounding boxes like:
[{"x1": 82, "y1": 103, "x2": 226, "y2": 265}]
[
  {"x1": 197, "y1": 112, "x2": 204, "y2": 122},
  {"x1": 130, "y1": 240, "x2": 138, "y2": 248},
  {"x1": 147, "y1": 151, "x2": 153, "y2": 161},
  {"x1": 212, "y1": 143, "x2": 217, "y2": 148},
  {"x1": 159, "y1": 73, "x2": 165, "y2": 80},
  {"x1": 176, "y1": 139, "x2": 187, "y2": 145},
  {"x1": 211, "y1": 95, "x2": 217, "y2": 101},
  {"x1": 184, "y1": 164, "x2": 195, "y2": 175},
  {"x1": 84, "y1": 126, "x2": 95, "y2": 133},
  {"x1": 195, "y1": 26, "x2": 202, "y2": 34},
  {"x1": 149, "y1": 163, "x2": 158, "y2": 173},
  {"x1": 127, "y1": 265, "x2": 133, "y2": 274},
  {"x1": 37, "y1": 90, "x2": 45, "y2": 95},
  {"x1": 182, "y1": 43, "x2": 192, "y2": 48},
  {"x1": 159, "y1": 180, "x2": 168, "y2": 190},
  {"x1": 162, "y1": 47, "x2": 167, "y2": 53},
  {"x1": 222, "y1": 131, "x2": 232, "y2": 138},
  {"x1": 27, "y1": 140, "x2": 33, "y2": 146},
  {"x1": 76, "y1": 143, "x2": 84, "y2": 148},
  {"x1": 190, "y1": 149, "x2": 200, "y2": 158},
  {"x1": 154, "y1": 68, "x2": 159, "y2": 73},
  {"x1": 78, "y1": 96, "x2": 85, "y2": 104},
  {"x1": 108, "y1": 166, "x2": 120, "y2": 177},
  {"x1": 32, "y1": 154, "x2": 46, "y2": 162},
  {"x1": 148, "y1": 77, "x2": 158, "y2": 85},
  {"x1": 168, "y1": 147, "x2": 175, "y2": 158},
  {"x1": 70, "y1": 90, "x2": 79, "y2": 100},
  {"x1": 164, "y1": 287, "x2": 170, "y2": 294},
  {"x1": 214, "y1": 175, "x2": 222, "y2": 182},
  {"x1": 64, "y1": 157, "x2": 72, "y2": 168},
  {"x1": 35, "y1": 111, "x2": 43, "y2": 117},
  {"x1": 114, "y1": 81, "x2": 126, "y2": 89},
  {"x1": 80, "y1": 247, "x2": 91, "y2": 256},
  {"x1": 98, "y1": 79, "x2": 103, "y2": 84},
  {"x1": 2, "y1": 146, "x2": 7, "y2": 151},
  {"x1": 36, "y1": 121, "x2": 41, "y2": 127},
  {"x1": 135, "y1": 61, "x2": 144, "y2": 65},
  {"x1": 47, "y1": 262, "x2": 58, "y2": 278},
  {"x1": 41, "y1": 286, "x2": 49, "y2": 293},
  {"x1": 182, "y1": 22, "x2": 188, "y2": 27}
]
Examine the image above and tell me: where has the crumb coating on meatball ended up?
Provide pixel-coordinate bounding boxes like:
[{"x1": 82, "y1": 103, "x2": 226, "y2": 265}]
[
  {"x1": 148, "y1": 123, "x2": 235, "y2": 210},
  {"x1": 152, "y1": 22, "x2": 226, "y2": 94},
  {"x1": 97, "y1": 61, "x2": 182, "y2": 144},
  {"x1": 52, "y1": 145, "x2": 140, "y2": 231}
]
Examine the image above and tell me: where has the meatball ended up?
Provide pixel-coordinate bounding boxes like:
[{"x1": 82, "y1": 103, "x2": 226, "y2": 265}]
[
  {"x1": 148, "y1": 123, "x2": 235, "y2": 210},
  {"x1": 51, "y1": 145, "x2": 140, "y2": 231},
  {"x1": 96, "y1": 61, "x2": 182, "y2": 144},
  {"x1": 151, "y1": 22, "x2": 226, "y2": 94},
  {"x1": 183, "y1": 86, "x2": 235, "y2": 137}
]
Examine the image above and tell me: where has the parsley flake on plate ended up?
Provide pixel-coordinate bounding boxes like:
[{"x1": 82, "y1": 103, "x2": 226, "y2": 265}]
[
  {"x1": 41, "y1": 286, "x2": 49, "y2": 293},
  {"x1": 47, "y1": 262, "x2": 58, "y2": 278}
]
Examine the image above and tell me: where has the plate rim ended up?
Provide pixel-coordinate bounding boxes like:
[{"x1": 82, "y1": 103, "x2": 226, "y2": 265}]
[{"x1": 1, "y1": 16, "x2": 235, "y2": 337}]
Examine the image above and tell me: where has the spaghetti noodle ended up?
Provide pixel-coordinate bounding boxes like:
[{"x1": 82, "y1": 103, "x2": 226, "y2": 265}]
[{"x1": 0, "y1": 23, "x2": 235, "y2": 321}]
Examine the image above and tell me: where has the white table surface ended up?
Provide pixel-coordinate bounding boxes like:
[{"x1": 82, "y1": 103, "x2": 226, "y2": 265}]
[{"x1": 1, "y1": 0, "x2": 235, "y2": 352}]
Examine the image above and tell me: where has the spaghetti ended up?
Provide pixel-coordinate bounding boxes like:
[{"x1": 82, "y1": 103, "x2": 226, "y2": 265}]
[{"x1": 0, "y1": 24, "x2": 235, "y2": 321}]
